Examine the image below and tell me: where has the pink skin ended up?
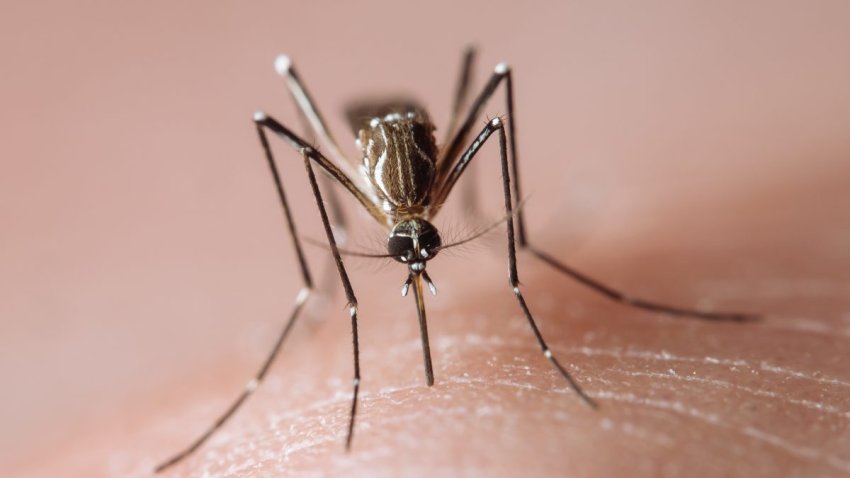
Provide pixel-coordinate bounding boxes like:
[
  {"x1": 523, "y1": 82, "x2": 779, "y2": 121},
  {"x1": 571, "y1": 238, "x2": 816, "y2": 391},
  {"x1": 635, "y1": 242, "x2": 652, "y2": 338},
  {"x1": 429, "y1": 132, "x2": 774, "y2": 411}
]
[
  {"x1": 153, "y1": 176, "x2": 850, "y2": 478},
  {"x1": 10, "y1": 165, "x2": 850, "y2": 478}
]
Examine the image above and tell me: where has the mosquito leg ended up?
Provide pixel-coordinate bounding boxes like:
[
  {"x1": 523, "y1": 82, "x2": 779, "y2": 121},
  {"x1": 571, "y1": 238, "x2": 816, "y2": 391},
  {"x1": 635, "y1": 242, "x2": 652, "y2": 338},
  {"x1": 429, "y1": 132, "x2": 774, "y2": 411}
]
[
  {"x1": 315, "y1": 157, "x2": 350, "y2": 298},
  {"x1": 288, "y1": 85, "x2": 350, "y2": 240},
  {"x1": 253, "y1": 113, "x2": 386, "y2": 225},
  {"x1": 498, "y1": 68, "x2": 757, "y2": 321},
  {"x1": 255, "y1": 112, "x2": 366, "y2": 449},
  {"x1": 437, "y1": 61, "x2": 510, "y2": 186},
  {"x1": 276, "y1": 53, "x2": 362, "y2": 300},
  {"x1": 274, "y1": 54, "x2": 358, "y2": 180},
  {"x1": 291, "y1": 90, "x2": 350, "y2": 303},
  {"x1": 440, "y1": 118, "x2": 597, "y2": 407},
  {"x1": 524, "y1": 249, "x2": 757, "y2": 321},
  {"x1": 492, "y1": 119, "x2": 597, "y2": 407},
  {"x1": 154, "y1": 122, "x2": 318, "y2": 474},
  {"x1": 445, "y1": 47, "x2": 483, "y2": 221},
  {"x1": 443, "y1": 46, "x2": 476, "y2": 145},
  {"x1": 314, "y1": 179, "x2": 351, "y2": 306},
  {"x1": 440, "y1": 61, "x2": 756, "y2": 322},
  {"x1": 301, "y1": 147, "x2": 362, "y2": 451}
]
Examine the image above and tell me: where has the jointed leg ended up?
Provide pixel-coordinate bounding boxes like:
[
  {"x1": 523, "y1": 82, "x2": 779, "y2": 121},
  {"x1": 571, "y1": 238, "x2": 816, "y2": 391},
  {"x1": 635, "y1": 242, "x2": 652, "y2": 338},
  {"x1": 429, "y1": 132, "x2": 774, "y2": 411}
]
[
  {"x1": 253, "y1": 113, "x2": 386, "y2": 225},
  {"x1": 445, "y1": 47, "x2": 482, "y2": 219},
  {"x1": 156, "y1": 112, "x2": 369, "y2": 472},
  {"x1": 288, "y1": 80, "x2": 350, "y2": 238},
  {"x1": 443, "y1": 46, "x2": 476, "y2": 146},
  {"x1": 274, "y1": 54, "x2": 360, "y2": 182},
  {"x1": 437, "y1": 61, "x2": 513, "y2": 185},
  {"x1": 290, "y1": 82, "x2": 351, "y2": 301},
  {"x1": 524, "y1": 249, "x2": 756, "y2": 320},
  {"x1": 315, "y1": 177, "x2": 352, "y2": 302},
  {"x1": 444, "y1": 118, "x2": 597, "y2": 407},
  {"x1": 256, "y1": 113, "x2": 365, "y2": 449},
  {"x1": 154, "y1": 122, "x2": 318, "y2": 474},
  {"x1": 439, "y1": 61, "x2": 756, "y2": 322},
  {"x1": 492, "y1": 120, "x2": 597, "y2": 406},
  {"x1": 300, "y1": 148, "x2": 362, "y2": 451}
]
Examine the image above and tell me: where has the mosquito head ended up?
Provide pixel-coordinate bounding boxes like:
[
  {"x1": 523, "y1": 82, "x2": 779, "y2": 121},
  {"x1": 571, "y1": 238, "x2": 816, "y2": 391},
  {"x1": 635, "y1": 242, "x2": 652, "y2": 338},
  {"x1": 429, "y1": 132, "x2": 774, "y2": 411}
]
[{"x1": 387, "y1": 218, "x2": 441, "y2": 272}]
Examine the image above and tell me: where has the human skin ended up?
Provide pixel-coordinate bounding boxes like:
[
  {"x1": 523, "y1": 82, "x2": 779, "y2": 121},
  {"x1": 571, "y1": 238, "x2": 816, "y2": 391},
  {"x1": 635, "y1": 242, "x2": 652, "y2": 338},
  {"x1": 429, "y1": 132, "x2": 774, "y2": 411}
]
[
  {"x1": 3, "y1": 2, "x2": 850, "y2": 477},
  {"x1": 12, "y1": 169, "x2": 850, "y2": 478},
  {"x1": 148, "y1": 166, "x2": 850, "y2": 478}
]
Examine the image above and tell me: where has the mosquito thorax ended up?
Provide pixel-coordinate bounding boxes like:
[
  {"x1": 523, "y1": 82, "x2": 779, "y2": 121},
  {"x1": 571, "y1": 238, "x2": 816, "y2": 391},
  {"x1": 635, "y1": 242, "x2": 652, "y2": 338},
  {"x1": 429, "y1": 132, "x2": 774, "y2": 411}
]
[
  {"x1": 387, "y1": 218, "x2": 442, "y2": 270},
  {"x1": 355, "y1": 108, "x2": 438, "y2": 217}
]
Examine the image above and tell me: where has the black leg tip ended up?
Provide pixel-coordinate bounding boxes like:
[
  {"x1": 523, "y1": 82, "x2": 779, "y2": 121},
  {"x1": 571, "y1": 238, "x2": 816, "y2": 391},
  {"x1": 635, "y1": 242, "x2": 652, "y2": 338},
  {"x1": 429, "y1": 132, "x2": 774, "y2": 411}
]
[{"x1": 582, "y1": 395, "x2": 600, "y2": 410}]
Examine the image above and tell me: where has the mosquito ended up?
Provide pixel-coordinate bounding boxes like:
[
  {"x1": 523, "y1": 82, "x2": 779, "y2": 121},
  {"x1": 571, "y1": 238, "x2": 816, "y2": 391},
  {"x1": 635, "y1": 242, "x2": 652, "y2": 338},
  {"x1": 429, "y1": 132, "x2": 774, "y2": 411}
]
[{"x1": 154, "y1": 47, "x2": 755, "y2": 473}]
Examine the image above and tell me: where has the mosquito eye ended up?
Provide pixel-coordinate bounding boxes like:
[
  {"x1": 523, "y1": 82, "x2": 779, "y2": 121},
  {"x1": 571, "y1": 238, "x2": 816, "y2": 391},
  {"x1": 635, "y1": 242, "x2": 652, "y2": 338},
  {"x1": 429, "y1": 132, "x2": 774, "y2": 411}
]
[
  {"x1": 387, "y1": 235, "x2": 414, "y2": 262},
  {"x1": 418, "y1": 228, "x2": 442, "y2": 256}
]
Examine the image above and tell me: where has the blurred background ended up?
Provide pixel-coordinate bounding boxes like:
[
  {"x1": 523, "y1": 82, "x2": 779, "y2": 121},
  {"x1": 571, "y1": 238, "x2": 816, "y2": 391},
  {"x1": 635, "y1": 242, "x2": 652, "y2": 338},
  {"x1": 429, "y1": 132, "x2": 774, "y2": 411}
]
[{"x1": 2, "y1": 1, "x2": 849, "y2": 477}]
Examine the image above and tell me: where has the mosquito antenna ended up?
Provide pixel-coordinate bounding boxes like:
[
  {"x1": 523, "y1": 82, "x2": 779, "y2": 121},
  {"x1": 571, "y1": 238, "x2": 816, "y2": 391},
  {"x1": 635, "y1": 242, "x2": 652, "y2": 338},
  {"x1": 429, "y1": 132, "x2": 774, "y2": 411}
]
[
  {"x1": 338, "y1": 249, "x2": 395, "y2": 259},
  {"x1": 437, "y1": 197, "x2": 529, "y2": 252},
  {"x1": 304, "y1": 236, "x2": 395, "y2": 258},
  {"x1": 437, "y1": 217, "x2": 505, "y2": 252}
]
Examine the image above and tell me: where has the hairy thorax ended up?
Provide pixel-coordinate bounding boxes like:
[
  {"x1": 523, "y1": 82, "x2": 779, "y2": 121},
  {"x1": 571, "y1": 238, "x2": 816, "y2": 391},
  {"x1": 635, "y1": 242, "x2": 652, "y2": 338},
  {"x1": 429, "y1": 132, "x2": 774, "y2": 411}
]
[{"x1": 357, "y1": 108, "x2": 438, "y2": 220}]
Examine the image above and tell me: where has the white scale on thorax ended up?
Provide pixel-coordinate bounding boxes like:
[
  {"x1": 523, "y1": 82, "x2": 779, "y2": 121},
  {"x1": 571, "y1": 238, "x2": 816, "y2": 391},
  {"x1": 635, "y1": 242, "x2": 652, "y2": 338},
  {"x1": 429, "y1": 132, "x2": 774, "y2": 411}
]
[
  {"x1": 358, "y1": 126, "x2": 390, "y2": 216},
  {"x1": 372, "y1": 123, "x2": 393, "y2": 200}
]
